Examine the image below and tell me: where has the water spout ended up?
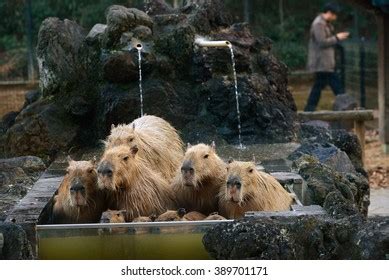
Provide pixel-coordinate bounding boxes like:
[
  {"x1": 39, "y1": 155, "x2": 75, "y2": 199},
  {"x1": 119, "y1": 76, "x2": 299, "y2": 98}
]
[
  {"x1": 194, "y1": 37, "x2": 231, "y2": 48},
  {"x1": 135, "y1": 43, "x2": 144, "y2": 117}
]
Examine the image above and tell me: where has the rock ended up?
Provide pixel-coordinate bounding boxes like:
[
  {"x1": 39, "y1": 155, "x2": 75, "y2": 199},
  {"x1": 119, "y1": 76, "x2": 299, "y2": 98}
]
[
  {"x1": 332, "y1": 94, "x2": 358, "y2": 130},
  {"x1": 132, "y1": 25, "x2": 153, "y2": 40},
  {"x1": 85, "y1": 23, "x2": 107, "y2": 46},
  {"x1": 324, "y1": 191, "x2": 360, "y2": 219},
  {"x1": 333, "y1": 94, "x2": 358, "y2": 111},
  {"x1": 298, "y1": 123, "x2": 364, "y2": 176},
  {"x1": 23, "y1": 90, "x2": 42, "y2": 108},
  {"x1": 103, "y1": 6, "x2": 153, "y2": 48},
  {"x1": 292, "y1": 155, "x2": 369, "y2": 216},
  {"x1": 1, "y1": 111, "x2": 19, "y2": 132},
  {"x1": 289, "y1": 142, "x2": 356, "y2": 174},
  {"x1": 0, "y1": 156, "x2": 46, "y2": 174},
  {"x1": 36, "y1": 18, "x2": 87, "y2": 97},
  {"x1": 5, "y1": 101, "x2": 78, "y2": 157},
  {"x1": 145, "y1": 0, "x2": 175, "y2": 15},
  {"x1": 103, "y1": 51, "x2": 139, "y2": 83},
  {"x1": 0, "y1": 156, "x2": 45, "y2": 221},
  {"x1": 202, "y1": 215, "x2": 389, "y2": 259},
  {"x1": 0, "y1": 223, "x2": 34, "y2": 259}
]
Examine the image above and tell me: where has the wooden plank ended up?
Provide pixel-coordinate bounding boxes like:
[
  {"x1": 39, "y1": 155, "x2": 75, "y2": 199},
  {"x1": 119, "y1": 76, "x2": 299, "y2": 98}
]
[{"x1": 298, "y1": 110, "x2": 375, "y2": 122}]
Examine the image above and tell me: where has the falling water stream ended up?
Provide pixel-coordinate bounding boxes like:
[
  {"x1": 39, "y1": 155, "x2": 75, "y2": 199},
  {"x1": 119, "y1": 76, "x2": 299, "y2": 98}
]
[
  {"x1": 136, "y1": 44, "x2": 144, "y2": 117},
  {"x1": 228, "y1": 45, "x2": 244, "y2": 150}
]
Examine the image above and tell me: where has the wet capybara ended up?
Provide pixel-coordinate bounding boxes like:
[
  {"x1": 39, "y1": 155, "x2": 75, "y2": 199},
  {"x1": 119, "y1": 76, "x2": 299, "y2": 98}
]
[
  {"x1": 182, "y1": 211, "x2": 206, "y2": 221},
  {"x1": 132, "y1": 214, "x2": 157, "y2": 223},
  {"x1": 100, "y1": 209, "x2": 126, "y2": 223},
  {"x1": 97, "y1": 144, "x2": 177, "y2": 221},
  {"x1": 155, "y1": 208, "x2": 186, "y2": 222},
  {"x1": 52, "y1": 158, "x2": 107, "y2": 224},
  {"x1": 218, "y1": 160, "x2": 293, "y2": 219},
  {"x1": 204, "y1": 212, "x2": 227, "y2": 220},
  {"x1": 171, "y1": 142, "x2": 227, "y2": 215},
  {"x1": 106, "y1": 115, "x2": 184, "y2": 182}
]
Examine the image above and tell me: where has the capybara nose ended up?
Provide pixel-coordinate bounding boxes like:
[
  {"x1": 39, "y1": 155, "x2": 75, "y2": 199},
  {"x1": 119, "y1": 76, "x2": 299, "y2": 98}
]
[
  {"x1": 227, "y1": 176, "x2": 241, "y2": 189},
  {"x1": 181, "y1": 160, "x2": 194, "y2": 173},
  {"x1": 97, "y1": 162, "x2": 113, "y2": 177},
  {"x1": 70, "y1": 183, "x2": 85, "y2": 192}
]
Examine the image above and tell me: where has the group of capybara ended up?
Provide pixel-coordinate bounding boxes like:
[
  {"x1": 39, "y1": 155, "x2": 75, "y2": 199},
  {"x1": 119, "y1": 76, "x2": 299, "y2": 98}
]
[{"x1": 51, "y1": 115, "x2": 293, "y2": 225}]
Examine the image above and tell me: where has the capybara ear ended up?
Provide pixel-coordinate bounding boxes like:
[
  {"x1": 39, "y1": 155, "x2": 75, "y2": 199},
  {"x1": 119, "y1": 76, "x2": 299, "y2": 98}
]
[
  {"x1": 111, "y1": 124, "x2": 115, "y2": 130},
  {"x1": 67, "y1": 155, "x2": 73, "y2": 163},
  {"x1": 187, "y1": 143, "x2": 192, "y2": 150},
  {"x1": 211, "y1": 141, "x2": 216, "y2": 150},
  {"x1": 131, "y1": 145, "x2": 139, "y2": 156},
  {"x1": 177, "y1": 208, "x2": 186, "y2": 217},
  {"x1": 228, "y1": 157, "x2": 234, "y2": 164}
]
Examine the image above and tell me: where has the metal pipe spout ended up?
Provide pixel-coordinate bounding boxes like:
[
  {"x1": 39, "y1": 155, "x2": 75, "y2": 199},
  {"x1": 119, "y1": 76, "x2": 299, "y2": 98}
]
[{"x1": 194, "y1": 37, "x2": 231, "y2": 48}]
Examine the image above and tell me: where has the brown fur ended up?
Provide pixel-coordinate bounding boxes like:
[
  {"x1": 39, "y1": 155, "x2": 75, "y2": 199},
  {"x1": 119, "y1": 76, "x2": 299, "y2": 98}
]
[
  {"x1": 155, "y1": 209, "x2": 186, "y2": 222},
  {"x1": 97, "y1": 145, "x2": 177, "y2": 221},
  {"x1": 106, "y1": 115, "x2": 184, "y2": 182},
  {"x1": 183, "y1": 211, "x2": 206, "y2": 221},
  {"x1": 171, "y1": 143, "x2": 227, "y2": 215},
  {"x1": 204, "y1": 212, "x2": 226, "y2": 220},
  {"x1": 132, "y1": 215, "x2": 156, "y2": 223},
  {"x1": 219, "y1": 161, "x2": 293, "y2": 219},
  {"x1": 53, "y1": 159, "x2": 107, "y2": 224},
  {"x1": 100, "y1": 209, "x2": 126, "y2": 223}
]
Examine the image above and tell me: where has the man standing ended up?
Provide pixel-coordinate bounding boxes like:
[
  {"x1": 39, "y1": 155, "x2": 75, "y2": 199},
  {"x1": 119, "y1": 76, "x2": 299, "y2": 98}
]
[{"x1": 305, "y1": 2, "x2": 349, "y2": 111}]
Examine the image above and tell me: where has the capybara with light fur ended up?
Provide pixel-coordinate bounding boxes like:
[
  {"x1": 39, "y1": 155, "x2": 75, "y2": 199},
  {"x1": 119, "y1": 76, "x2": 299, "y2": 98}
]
[
  {"x1": 171, "y1": 142, "x2": 227, "y2": 215},
  {"x1": 219, "y1": 160, "x2": 293, "y2": 219},
  {"x1": 97, "y1": 144, "x2": 177, "y2": 221},
  {"x1": 52, "y1": 158, "x2": 107, "y2": 224},
  {"x1": 100, "y1": 209, "x2": 126, "y2": 223},
  {"x1": 183, "y1": 211, "x2": 206, "y2": 221},
  {"x1": 106, "y1": 115, "x2": 184, "y2": 182},
  {"x1": 132, "y1": 214, "x2": 156, "y2": 223}
]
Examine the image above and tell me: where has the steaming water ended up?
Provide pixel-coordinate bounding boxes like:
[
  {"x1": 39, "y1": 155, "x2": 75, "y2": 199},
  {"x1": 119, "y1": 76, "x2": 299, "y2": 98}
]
[
  {"x1": 137, "y1": 48, "x2": 144, "y2": 117},
  {"x1": 228, "y1": 45, "x2": 244, "y2": 150}
]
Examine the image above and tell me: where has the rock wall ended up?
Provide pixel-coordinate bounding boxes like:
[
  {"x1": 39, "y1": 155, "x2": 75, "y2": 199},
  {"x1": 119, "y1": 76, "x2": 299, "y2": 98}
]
[{"x1": 4, "y1": 0, "x2": 297, "y2": 157}]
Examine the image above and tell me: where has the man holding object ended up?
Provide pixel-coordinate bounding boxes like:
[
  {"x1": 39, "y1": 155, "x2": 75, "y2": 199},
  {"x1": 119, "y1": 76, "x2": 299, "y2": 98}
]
[{"x1": 305, "y1": 2, "x2": 349, "y2": 111}]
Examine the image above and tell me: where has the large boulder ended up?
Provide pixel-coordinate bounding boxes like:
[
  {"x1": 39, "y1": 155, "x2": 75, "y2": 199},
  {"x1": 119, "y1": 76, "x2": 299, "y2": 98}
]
[
  {"x1": 203, "y1": 215, "x2": 389, "y2": 259},
  {"x1": 0, "y1": 223, "x2": 34, "y2": 259}
]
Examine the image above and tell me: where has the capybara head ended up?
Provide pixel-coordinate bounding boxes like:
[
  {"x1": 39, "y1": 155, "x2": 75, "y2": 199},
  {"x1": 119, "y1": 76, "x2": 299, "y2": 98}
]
[
  {"x1": 155, "y1": 208, "x2": 186, "y2": 222},
  {"x1": 100, "y1": 209, "x2": 127, "y2": 223},
  {"x1": 106, "y1": 123, "x2": 137, "y2": 149},
  {"x1": 224, "y1": 160, "x2": 257, "y2": 204},
  {"x1": 63, "y1": 157, "x2": 98, "y2": 207},
  {"x1": 97, "y1": 145, "x2": 139, "y2": 191},
  {"x1": 180, "y1": 142, "x2": 223, "y2": 189}
]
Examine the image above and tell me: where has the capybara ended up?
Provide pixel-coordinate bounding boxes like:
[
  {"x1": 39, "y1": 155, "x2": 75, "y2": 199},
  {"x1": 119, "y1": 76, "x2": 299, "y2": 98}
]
[
  {"x1": 100, "y1": 209, "x2": 126, "y2": 223},
  {"x1": 171, "y1": 142, "x2": 227, "y2": 215},
  {"x1": 97, "y1": 144, "x2": 177, "y2": 221},
  {"x1": 219, "y1": 160, "x2": 293, "y2": 219},
  {"x1": 132, "y1": 214, "x2": 157, "y2": 223},
  {"x1": 155, "y1": 208, "x2": 186, "y2": 222},
  {"x1": 106, "y1": 115, "x2": 184, "y2": 182},
  {"x1": 182, "y1": 211, "x2": 206, "y2": 221},
  {"x1": 52, "y1": 158, "x2": 107, "y2": 224},
  {"x1": 204, "y1": 212, "x2": 226, "y2": 220}
]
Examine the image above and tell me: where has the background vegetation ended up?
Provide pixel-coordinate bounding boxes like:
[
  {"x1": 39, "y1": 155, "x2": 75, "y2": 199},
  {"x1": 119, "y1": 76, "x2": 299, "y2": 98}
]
[{"x1": 0, "y1": 0, "x2": 378, "y2": 80}]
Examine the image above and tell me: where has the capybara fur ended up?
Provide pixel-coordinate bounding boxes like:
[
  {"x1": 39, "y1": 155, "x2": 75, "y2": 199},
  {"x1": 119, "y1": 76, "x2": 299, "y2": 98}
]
[
  {"x1": 97, "y1": 144, "x2": 177, "y2": 221},
  {"x1": 132, "y1": 214, "x2": 157, "y2": 223},
  {"x1": 183, "y1": 211, "x2": 206, "y2": 221},
  {"x1": 219, "y1": 160, "x2": 293, "y2": 219},
  {"x1": 204, "y1": 212, "x2": 226, "y2": 220},
  {"x1": 52, "y1": 158, "x2": 107, "y2": 224},
  {"x1": 171, "y1": 142, "x2": 227, "y2": 215},
  {"x1": 106, "y1": 115, "x2": 184, "y2": 181},
  {"x1": 155, "y1": 208, "x2": 186, "y2": 222},
  {"x1": 100, "y1": 209, "x2": 126, "y2": 223}
]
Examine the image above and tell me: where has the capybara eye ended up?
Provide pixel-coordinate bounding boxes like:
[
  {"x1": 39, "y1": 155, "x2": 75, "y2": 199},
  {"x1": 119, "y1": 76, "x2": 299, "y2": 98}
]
[
  {"x1": 87, "y1": 168, "x2": 93, "y2": 173},
  {"x1": 129, "y1": 137, "x2": 134, "y2": 142},
  {"x1": 204, "y1": 154, "x2": 209, "y2": 159},
  {"x1": 249, "y1": 168, "x2": 254, "y2": 173},
  {"x1": 116, "y1": 213, "x2": 120, "y2": 217},
  {"x1": 123, "y1": 156, "x2": 129, "y2": 161}
]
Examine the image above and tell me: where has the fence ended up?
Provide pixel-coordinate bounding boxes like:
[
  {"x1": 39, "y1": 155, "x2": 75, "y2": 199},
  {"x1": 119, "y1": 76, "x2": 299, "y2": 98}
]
[
  {"x1": 0, "y1": 80, "x2": 38, "y2": 117},
  {"x1": 340, "y1": 39, "x2": 378, "y2": 109}
]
